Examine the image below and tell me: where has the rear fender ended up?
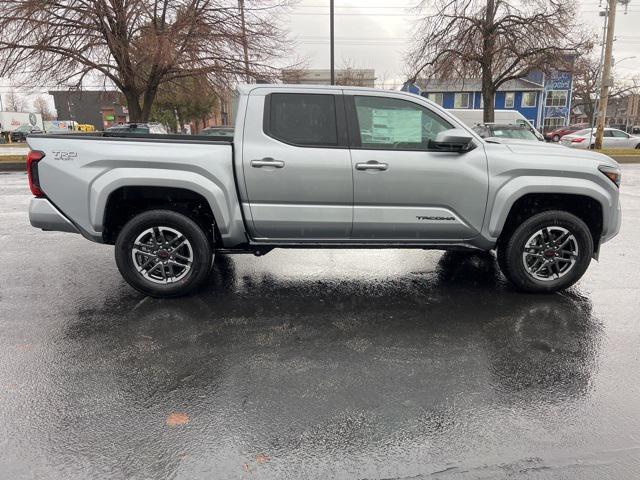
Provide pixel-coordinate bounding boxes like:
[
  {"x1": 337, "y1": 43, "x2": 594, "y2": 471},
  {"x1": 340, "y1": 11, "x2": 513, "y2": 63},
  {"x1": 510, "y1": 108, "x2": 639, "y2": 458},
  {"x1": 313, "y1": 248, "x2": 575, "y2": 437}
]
[{"x1": 90, "y1": 168, "x2": 231, "y2": 235}]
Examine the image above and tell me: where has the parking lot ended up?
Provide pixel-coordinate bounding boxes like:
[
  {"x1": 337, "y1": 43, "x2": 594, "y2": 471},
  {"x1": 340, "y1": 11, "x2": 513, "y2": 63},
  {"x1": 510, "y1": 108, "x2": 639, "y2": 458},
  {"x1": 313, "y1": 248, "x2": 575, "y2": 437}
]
[{"x1": 1, "y1": 167, "x2": 639, "y2": 479}]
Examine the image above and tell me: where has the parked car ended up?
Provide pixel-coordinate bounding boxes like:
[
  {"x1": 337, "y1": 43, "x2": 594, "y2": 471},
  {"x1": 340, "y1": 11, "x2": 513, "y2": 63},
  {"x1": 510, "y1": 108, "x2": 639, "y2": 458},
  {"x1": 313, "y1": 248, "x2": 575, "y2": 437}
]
[
  {"x1": 105, "y1": 123, "x2": 167, "y2": 134},
  {"x1": 448, "y1": 108, "x2": 544, "y2": 141},
  {"x1": 27, "y1": 84, "x2": 621, "y2": 297},
  {"x1": 544, "y1": 123, "x2": 590, "y2": 142},
  {"x1": 201, "y1": 126, "x2": 234, "y2": 137},
  {"x1": 560, "y1": 127, "x2": 640, "y2": 149},
  {"x1": 472, "y1": 124, "x2": 543, "y2": 143},
  {"x1": 10, "y1": 125, "x2": 44, "y2": 142}
]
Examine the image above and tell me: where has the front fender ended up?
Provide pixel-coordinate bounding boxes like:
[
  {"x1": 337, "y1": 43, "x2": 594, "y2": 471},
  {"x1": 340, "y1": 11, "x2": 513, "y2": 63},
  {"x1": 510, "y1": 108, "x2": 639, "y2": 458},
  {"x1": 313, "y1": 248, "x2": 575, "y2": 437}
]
[{"x1": 486, "y1": 176, "x2": 616, "y2": 239}]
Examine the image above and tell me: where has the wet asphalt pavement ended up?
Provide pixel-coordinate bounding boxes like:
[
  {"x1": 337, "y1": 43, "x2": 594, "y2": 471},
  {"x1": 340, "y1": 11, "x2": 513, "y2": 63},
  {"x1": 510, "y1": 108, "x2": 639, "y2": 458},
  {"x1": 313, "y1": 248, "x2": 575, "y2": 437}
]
[{"x1": 1, "y1": 168, "x2": 640, "y2": 480}]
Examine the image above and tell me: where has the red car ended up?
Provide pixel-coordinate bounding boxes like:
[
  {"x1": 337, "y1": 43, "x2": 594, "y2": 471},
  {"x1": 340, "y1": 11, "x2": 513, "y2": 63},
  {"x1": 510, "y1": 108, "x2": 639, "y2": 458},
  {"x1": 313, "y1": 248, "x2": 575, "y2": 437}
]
[{"x1": 544, "y1": 123, "x2": 590, "y2": 142}]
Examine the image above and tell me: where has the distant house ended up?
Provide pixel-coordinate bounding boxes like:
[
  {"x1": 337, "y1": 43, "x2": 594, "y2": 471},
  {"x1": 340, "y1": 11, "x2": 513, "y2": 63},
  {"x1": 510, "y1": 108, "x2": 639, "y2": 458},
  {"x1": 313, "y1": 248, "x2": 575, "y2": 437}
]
[
  {"x1": 415, "y1": 70, "x2": 574, "y2": 131},
  {"x1": 572, "y1": 93, "x2": 640, "y2": 131},
  {"x1": 281, "y1": 68, "x2": 376, "y2": 88},
  {"x1": 48, "y1": 90, "x2": 128, "y2": 130}
]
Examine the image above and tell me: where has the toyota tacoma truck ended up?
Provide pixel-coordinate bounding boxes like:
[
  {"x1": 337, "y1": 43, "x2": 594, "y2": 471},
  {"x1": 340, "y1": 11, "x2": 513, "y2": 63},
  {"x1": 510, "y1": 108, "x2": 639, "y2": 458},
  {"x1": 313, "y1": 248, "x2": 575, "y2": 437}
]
[{"x1": 26, "y1": 85, "x2": 622, "y2": 297}]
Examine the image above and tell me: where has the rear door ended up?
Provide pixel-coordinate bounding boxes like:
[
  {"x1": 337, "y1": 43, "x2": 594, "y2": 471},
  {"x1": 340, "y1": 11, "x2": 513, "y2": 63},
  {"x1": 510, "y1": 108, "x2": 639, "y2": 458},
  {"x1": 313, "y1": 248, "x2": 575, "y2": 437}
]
[
  {"x1": 345, "y1": 91, "x2": 489, "y2": 241},
  {"x1": 610, "y1": 129, "x2": 633, "y2": 147},
  {"x1": 241, "y1": 88, "x2": 353, "y2": 240},
  {"x1": 602, "y1": 129, "x2": 615, "y2": 147}
]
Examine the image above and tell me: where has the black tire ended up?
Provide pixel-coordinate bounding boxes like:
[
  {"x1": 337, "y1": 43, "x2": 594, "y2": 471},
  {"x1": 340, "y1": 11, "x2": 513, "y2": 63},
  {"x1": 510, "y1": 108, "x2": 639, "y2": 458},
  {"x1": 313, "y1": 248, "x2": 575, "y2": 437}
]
[
  {"x1": 635, "y1": 143, "x2": 640, "y2": 149},
  {"x1": 553, "y1": 134, "x2": 560, "y2": 142},
  {"x1": 497, "y1": 211, "x2": 593, "y2": 293},
  {"x1": 115, "y1": 209, "x2": 213, "y2": 298}
]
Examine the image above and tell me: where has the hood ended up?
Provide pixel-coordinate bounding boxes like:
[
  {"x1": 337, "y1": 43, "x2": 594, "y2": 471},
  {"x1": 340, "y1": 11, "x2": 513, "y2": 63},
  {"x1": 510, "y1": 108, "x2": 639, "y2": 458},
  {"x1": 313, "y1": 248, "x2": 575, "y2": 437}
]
[
  {"x1": 485, "y1": 137, "x2": 557, "y2": 147},
  {"x1": 503, "y1": 141, "x2": 619, "y2": 168}
]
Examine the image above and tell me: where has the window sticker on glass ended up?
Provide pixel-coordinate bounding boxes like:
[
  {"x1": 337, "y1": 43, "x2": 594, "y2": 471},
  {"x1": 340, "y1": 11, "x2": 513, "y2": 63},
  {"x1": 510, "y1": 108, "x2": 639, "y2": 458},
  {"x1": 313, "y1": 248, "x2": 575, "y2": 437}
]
[
  {"x1": 371, "y1": 109, "x2": 422, "y2": 144},
  {"x1": 354, "y1": 96, "x2": 452, "y2": 150}
]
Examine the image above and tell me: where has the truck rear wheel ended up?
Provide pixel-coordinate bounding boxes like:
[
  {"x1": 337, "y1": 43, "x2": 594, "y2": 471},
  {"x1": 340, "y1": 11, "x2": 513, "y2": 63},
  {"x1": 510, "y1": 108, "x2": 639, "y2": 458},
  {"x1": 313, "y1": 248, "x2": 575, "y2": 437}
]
[
  {"x1": 115, "y1": 209, "x2": 212, "y2": 298},
  {"x1": 497, "y1": 211, "x2": 593, "y2": 293}
]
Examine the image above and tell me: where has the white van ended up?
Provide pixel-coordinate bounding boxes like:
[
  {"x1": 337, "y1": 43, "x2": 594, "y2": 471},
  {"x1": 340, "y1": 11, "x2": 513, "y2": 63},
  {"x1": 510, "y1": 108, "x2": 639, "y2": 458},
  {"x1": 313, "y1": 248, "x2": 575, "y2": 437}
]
[{"x1": 447, "y1": 109, "x2": 544, "y2": 141}]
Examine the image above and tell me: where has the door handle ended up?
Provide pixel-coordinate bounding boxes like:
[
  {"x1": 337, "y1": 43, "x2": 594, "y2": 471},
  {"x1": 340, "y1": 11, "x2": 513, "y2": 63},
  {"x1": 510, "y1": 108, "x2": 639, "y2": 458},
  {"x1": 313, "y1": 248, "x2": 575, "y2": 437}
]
[
  {"x1": 355, "y1": 161, "x2": 388, "y2": 171},
  {"x1": 251, "y1": 158, "x2": 285, "y2": 168}
]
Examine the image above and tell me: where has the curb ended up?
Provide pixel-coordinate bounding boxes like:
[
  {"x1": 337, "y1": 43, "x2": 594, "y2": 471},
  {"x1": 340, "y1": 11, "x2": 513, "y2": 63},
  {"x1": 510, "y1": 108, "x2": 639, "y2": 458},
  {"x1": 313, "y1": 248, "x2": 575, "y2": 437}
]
[
  {"x1": 611, "y1": 156, "x2": 640, "y2": 164},
  {"x1": 0, "y1": 163, "x2": 26, "y2": 172}
]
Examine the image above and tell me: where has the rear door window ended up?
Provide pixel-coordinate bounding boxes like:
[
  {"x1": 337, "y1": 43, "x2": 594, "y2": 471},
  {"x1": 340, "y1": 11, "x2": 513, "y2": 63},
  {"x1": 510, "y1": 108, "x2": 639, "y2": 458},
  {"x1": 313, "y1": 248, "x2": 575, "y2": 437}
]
[
  {"x1": 611, "y1": 130, "x2": 629, "y2": 138},
  {"x1": 266, "y1": 93, "x2": 339, "y2": 147}
]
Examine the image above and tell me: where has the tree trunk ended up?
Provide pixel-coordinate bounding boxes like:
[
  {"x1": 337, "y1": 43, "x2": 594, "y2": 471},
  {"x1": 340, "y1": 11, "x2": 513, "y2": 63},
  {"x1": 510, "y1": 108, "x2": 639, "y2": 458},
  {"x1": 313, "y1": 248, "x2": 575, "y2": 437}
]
[
  {"x1": 482, "y1": 85, "x2": 495, "y2": 123},
  {"x1": 481, "y1": 0, "x2": 496, "y2": 123},
  {"x1": 124, "y1": 90, "x2": 143, "y2": 123},
  {"x1": 140, "y1": 84, "x2": 159, "y2": 122}
]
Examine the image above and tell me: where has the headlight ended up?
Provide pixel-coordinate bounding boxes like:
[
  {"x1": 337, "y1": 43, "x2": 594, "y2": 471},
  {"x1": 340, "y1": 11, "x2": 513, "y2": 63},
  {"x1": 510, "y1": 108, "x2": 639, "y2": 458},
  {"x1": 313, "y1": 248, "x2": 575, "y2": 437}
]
[{"x1": 599, "y1": 165, "x2": 621, "y2": 187}]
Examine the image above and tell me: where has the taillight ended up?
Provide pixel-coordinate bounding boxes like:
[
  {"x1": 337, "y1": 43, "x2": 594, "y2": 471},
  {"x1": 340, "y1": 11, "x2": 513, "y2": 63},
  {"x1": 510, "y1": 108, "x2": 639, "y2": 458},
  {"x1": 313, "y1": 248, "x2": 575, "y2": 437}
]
[
  {"x1": 571, "y1": 138, "x2": 585, "y2": 143},
  {"x1": 27, "y1": 150, "x2": 45, "y2": 197}
]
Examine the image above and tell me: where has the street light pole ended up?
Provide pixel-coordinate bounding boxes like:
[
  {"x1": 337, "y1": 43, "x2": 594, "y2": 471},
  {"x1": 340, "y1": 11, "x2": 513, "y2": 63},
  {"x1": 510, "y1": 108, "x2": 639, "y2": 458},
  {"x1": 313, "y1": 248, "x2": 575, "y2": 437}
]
[
  {"x1": 330, "y1": 0, "x2": 335, "y2": 85},
  {"x1": 238, "y1": 0, "x2": 251, "y2": 83},
  {"x1": 595, "y1": 0, "x2": 619, "y2": 149}
]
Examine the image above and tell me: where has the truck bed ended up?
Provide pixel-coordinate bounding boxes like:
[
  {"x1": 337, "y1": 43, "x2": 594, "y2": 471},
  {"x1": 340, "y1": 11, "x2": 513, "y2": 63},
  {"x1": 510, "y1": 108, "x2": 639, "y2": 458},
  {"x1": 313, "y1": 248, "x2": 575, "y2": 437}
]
[
  {"x1": 27, "y1": 133, "x2": 245, "y2": 245},
  {"x1": 31, "y1": 132, "x2": 234, "y2": 143}
]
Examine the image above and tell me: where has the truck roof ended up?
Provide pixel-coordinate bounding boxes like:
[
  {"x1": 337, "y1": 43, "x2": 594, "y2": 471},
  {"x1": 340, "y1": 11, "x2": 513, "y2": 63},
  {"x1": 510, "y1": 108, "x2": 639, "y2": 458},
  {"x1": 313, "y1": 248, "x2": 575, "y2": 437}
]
[{"x1": 236, "y1": 83, "x2": 417, "y2": 98}]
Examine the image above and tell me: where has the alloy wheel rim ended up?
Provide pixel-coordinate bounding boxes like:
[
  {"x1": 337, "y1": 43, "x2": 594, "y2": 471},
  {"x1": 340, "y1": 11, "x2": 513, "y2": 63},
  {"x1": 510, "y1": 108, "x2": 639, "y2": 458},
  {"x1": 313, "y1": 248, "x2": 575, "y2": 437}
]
[
  {"x1": 522, "y1": 226, "x2": 579, "y2": 282},
  {"x1": 131, "y1": 226, "x2": 193, "y2": 284}
]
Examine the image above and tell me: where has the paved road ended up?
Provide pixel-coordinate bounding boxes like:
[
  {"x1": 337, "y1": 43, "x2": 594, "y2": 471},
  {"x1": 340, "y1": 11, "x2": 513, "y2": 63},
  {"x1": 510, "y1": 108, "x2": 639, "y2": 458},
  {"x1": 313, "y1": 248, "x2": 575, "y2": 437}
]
[{"x1": 1, "y1": 168, "x2": 639, "y2": 479}]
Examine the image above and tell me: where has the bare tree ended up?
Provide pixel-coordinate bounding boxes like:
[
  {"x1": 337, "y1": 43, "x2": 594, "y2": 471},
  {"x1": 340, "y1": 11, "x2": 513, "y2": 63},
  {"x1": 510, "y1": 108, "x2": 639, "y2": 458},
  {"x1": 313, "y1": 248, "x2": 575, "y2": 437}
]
[
  {"x1": 408, "y1": 0, "x2": 590, "y2": 122},
  {"x1": 0, "y1": 0, "x2": 293, "y2": 121},
  {"x1": 335, "y1": 59, "x2": 375, "y2": 87},
  {"x1": 33, "y1": 96, "x2": 55, "y2": 120},
  {"x1": 5, "y1": 88, "x2": 25, "y2": 112},
  {"x1": 572, "y1": 55, "x2": 640, "y2": 123},
  {"x1": 375, "y1": 71, "x2": 393, "y2": 90}
]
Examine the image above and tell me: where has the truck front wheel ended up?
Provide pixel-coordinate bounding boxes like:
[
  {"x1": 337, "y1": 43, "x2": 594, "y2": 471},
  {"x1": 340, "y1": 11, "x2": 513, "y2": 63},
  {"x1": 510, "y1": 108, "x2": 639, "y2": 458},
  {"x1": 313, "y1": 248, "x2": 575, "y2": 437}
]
[
  {"x1": 497, "y1": 211, "x2": 593, "y2": 293},
  {"x1": 115, "y1": 210, "x2": 213, "y2": 297}
]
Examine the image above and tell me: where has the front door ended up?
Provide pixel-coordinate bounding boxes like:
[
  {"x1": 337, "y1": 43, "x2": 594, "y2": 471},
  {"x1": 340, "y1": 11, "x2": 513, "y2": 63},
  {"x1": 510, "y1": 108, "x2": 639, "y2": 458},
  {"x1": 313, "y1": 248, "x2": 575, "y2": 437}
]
[
  {"x1": 345, "y1": 92, "x2": 489, "y2": 241},
  {"x1": 242, "y1": 89, "x2": 353, "y2": 240}
]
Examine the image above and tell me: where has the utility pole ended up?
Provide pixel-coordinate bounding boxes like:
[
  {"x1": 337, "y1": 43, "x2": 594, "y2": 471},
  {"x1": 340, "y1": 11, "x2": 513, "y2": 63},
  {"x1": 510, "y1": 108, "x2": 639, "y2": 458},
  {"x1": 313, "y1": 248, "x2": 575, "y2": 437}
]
[
  {"x1": 595, "y1": 0, "x2": 619, "y2": 149},
  {"x1": 330, "y1": 0, "x2": 335, "y2": 85},
  {"x1": 238, "y1": 0, "x2": 250, "y2": 83}
]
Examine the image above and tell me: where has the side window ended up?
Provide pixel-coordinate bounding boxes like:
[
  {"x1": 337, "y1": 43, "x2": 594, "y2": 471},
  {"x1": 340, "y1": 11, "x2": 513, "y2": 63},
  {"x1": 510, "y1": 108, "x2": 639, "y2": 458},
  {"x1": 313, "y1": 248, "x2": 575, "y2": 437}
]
[
  {"x1": 266, "y1": 93, "x2": 338, "y2": 147},
  {"x1": 427, "y1": 93, "x2": 444, "y2": 106},
  {"x1": 454, "y1": 93, "x2": 470, "y2": 109},
  {"x1": 611, "y1": 130, "x2": 628, "y2": 138},
  {"x1": 504, "y1": 92, "x2": 515, "y2": 109},
  {"x1": 353, "y1": 96, "x2": 452, "y2": 150},
  {"x1": 522, "y1": 92, "x2": 537, "y2": 108},
  {"x1": 603, "y1": 130, "x2": 614, "y2": 137},
  {"x1": 545, "y1": 90, "x2": 568, "y2": 107}
]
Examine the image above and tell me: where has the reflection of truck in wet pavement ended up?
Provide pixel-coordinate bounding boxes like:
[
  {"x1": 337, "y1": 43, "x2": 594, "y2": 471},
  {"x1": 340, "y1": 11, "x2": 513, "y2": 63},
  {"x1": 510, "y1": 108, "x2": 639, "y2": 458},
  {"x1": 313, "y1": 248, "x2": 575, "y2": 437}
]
[{"x1": 26, "y1": 84, "x2": 621, "y2": 297}]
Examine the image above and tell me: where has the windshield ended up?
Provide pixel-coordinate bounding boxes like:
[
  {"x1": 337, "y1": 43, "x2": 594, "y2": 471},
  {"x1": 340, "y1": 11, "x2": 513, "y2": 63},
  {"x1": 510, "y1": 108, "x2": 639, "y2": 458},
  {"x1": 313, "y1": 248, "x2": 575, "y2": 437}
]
[
  {"x1": 14, "y1": 125, "x2": 32, "y2": 132},
  {"x1": 106, "y1": 126, "x2": 149, "y2": 133},
  {"x1": 489, "y1": 127, "x2": 538, "y2": 141},
  {"x1": 202, "y1": 128, "x2": 234, "y2": 137}
]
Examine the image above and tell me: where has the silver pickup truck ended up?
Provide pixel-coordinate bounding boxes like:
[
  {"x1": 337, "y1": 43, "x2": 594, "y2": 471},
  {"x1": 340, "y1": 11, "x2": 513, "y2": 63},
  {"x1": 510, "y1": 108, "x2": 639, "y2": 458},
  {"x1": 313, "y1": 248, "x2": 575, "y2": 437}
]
[{"x1": 27, "y1": 84, "x2": 622, "y2": 297}]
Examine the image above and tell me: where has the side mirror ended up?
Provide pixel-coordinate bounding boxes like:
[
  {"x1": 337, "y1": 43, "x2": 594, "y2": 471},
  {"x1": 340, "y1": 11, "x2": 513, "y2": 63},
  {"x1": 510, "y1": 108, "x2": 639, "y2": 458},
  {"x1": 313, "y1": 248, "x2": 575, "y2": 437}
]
[{"x1": 432, "y1": 128, "x2": 476, "y2": 153}]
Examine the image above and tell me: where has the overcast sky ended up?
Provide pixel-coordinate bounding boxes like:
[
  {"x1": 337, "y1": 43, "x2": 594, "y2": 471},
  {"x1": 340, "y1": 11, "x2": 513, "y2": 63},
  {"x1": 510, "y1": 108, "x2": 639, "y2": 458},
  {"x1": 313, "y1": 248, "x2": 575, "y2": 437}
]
[
  {"x1": 2, "y1": 0, "x2": 639, "y2": 113},
  {"x1": 282, "y1": 0, "x2": 640, "y2": 87}
]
